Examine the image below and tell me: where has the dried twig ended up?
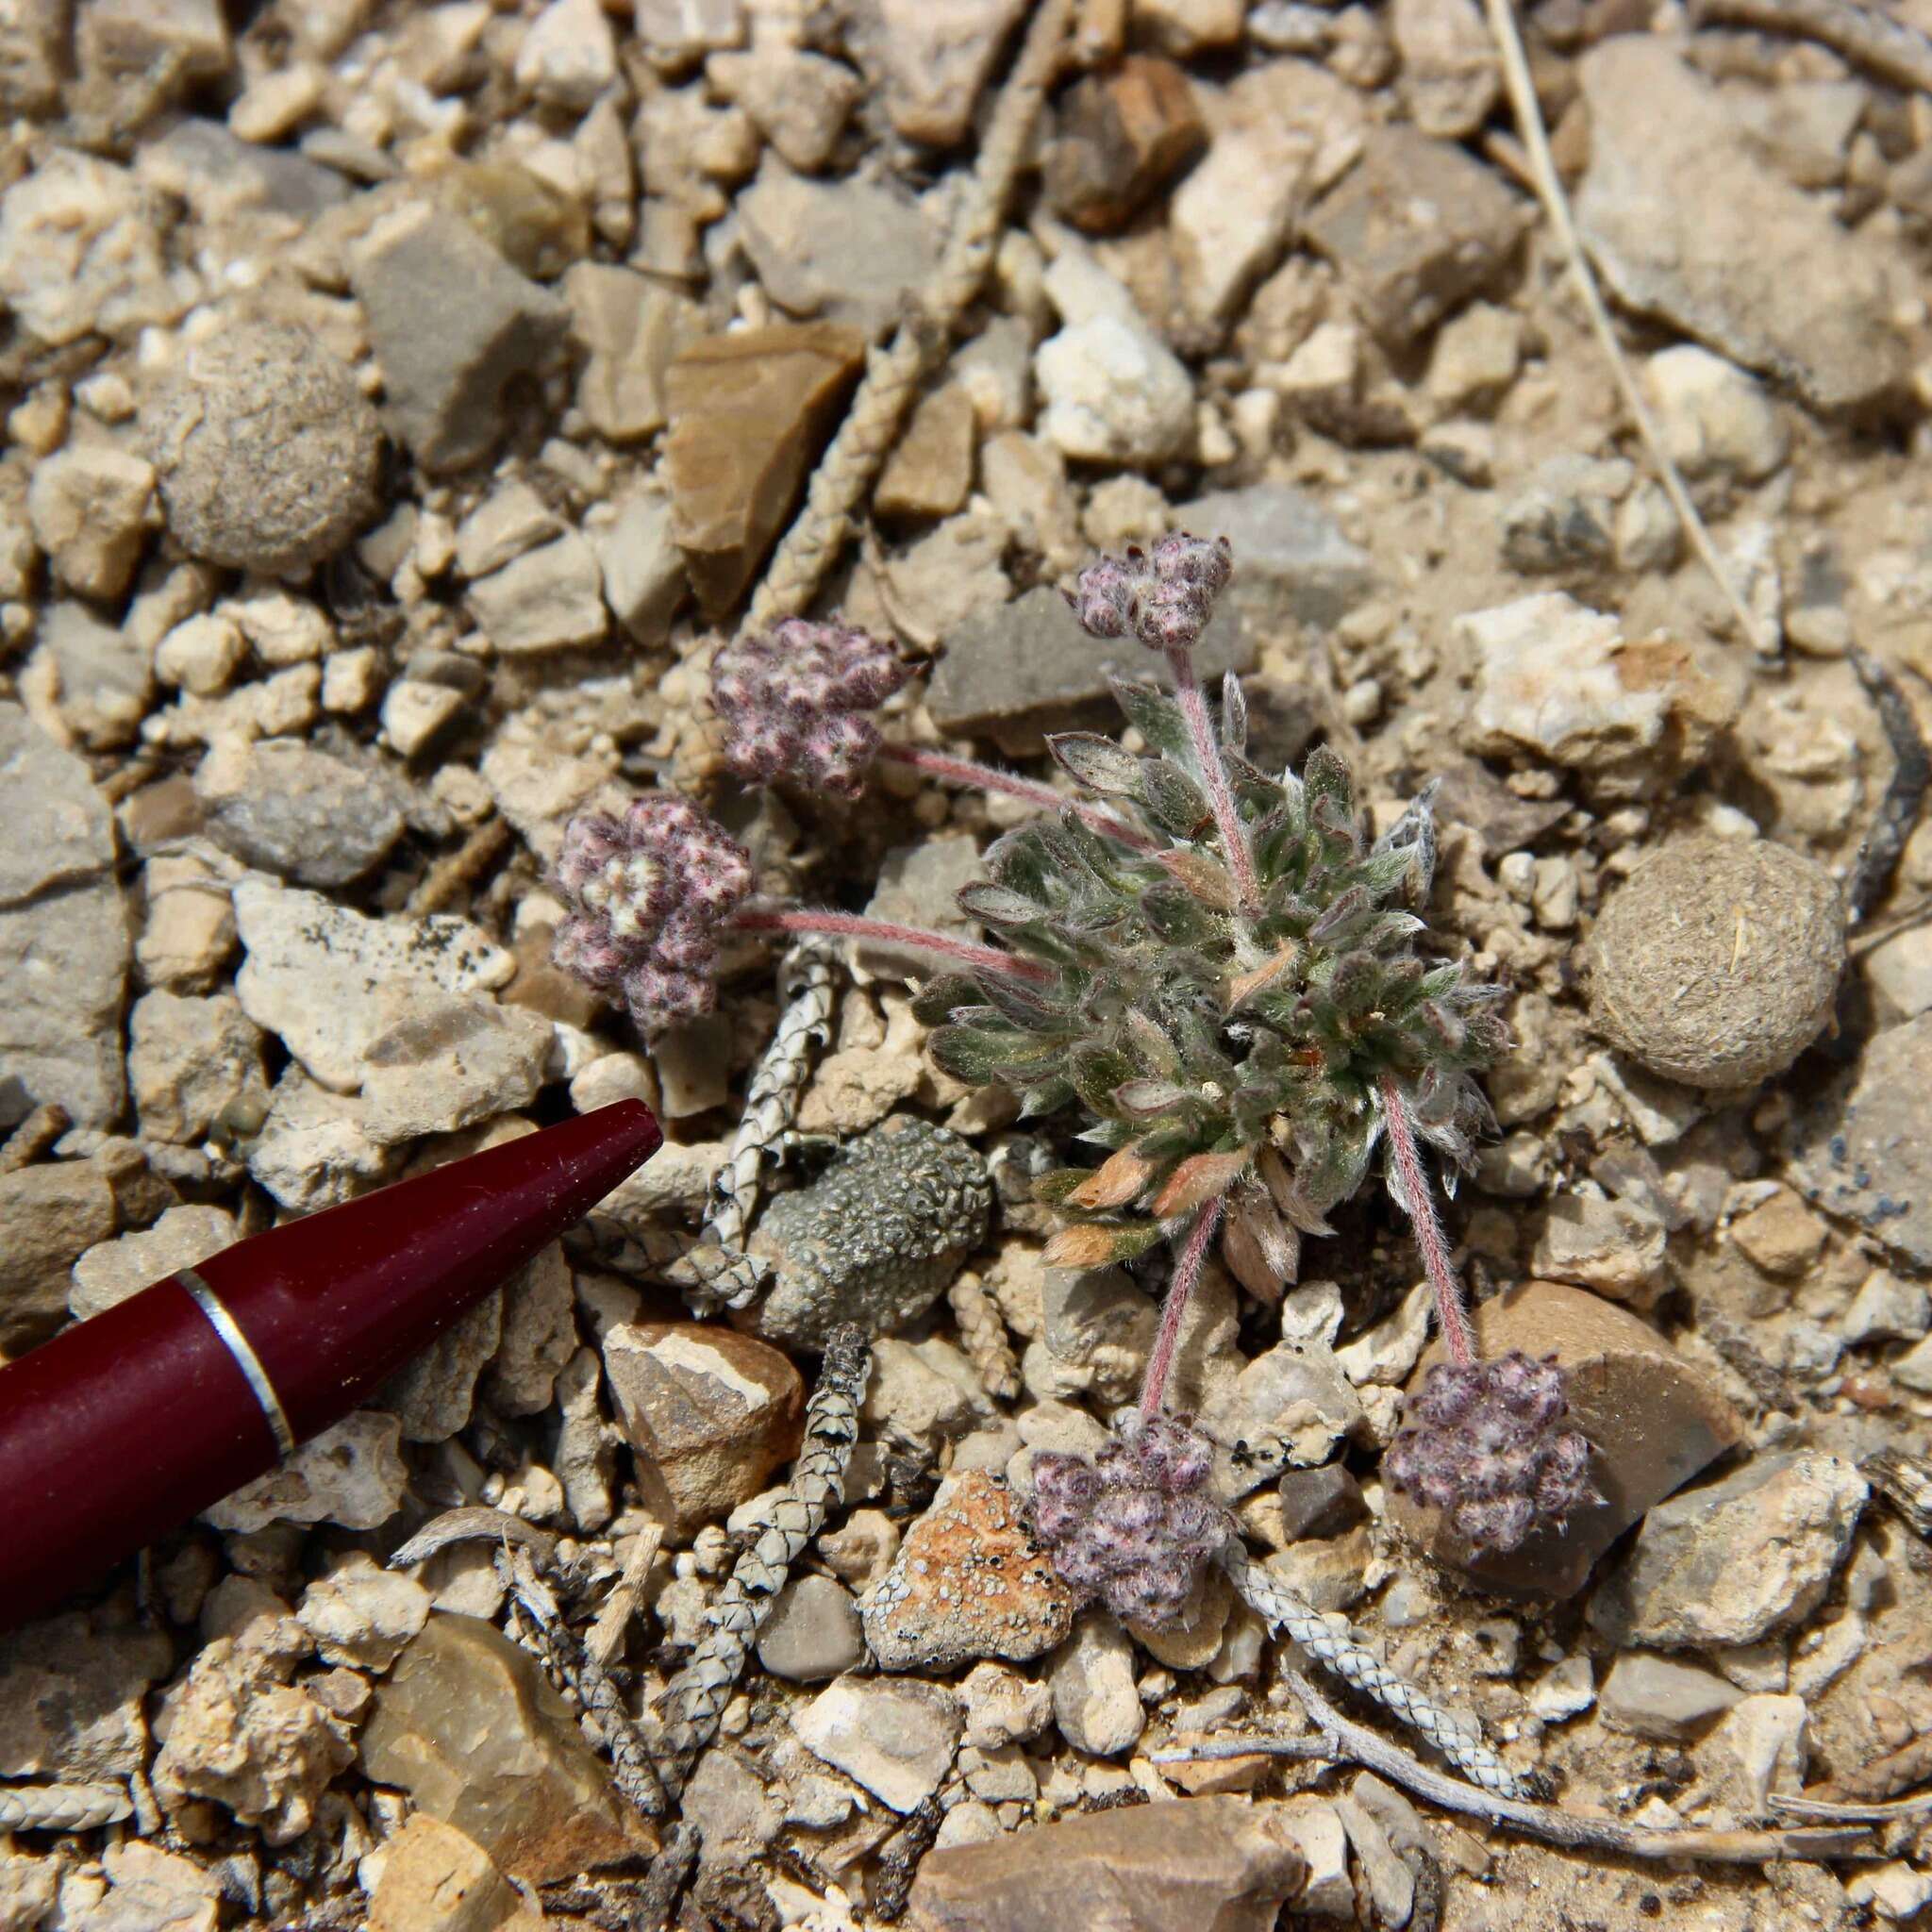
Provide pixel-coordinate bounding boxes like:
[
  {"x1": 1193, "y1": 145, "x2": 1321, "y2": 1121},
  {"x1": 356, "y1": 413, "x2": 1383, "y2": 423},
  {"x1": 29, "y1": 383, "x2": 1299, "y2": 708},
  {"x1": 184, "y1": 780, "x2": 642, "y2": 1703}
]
[
  {"x1": 588, "y1": 1522, "x2": 666, "y2": 1670},
  {"x1": 1843, "y1": 647, "x2": 1930, "y2": 925},
  {"x1": 0, "y1": 1781, "x2": 133, "y2": 1831},
  {"x1": 870, "y1": 1793, "x2": 946, "y2": 1923},
  {"x1": 633, "y1": 1821, "x2": 702, "y2": 1931},
  {"x1": 500, "y1": 1544, "x2": 669, "y2": 1822},
  {"x1": 651, "y1": 1324, "x2": 870, "y2": 1796},
  {"x1": 744, "y1": 0, "x2": 1074, "y2": 627},
  {"x1": 664, "y1": 938, "x2": 839, "y2": 1314},
  {"x1": 1802, "y1": 1725, "x2": 1932, "y2": 1805},
  {"x1": 1221, "y1": 1541, "x2": 1541, "y2": 1802},
  {"x1": 1482, "y1": 0, "x2": 1772, "y2": 657},
  {"x1": 389, "y1": 1505, "x2": 560, "y2": 1572},
  {"x1": 1154, "y1": 1671, "x2": 1871, "y2": 1865},
  {"x1": 1692, "y1": 0, "x2": 1932, "y2": 93},
  {"x1": 407, "y1": 814, "x2": 511, "y2": 916}
]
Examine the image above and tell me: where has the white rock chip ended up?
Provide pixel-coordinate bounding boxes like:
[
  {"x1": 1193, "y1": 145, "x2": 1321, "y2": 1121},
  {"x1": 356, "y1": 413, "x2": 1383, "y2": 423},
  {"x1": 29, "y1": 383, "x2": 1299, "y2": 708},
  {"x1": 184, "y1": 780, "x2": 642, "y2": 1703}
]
[
  {"x1": 0, "y1": 702, "x2": 129, "y2": 1127},
  {"x1": 26, "y1": 444, "x2": 154, "y2": 599},
  {"x1": 248, "y1": 1066, "x2": 389, "y2": 1213},
  {"x1": 357, "y1": 995, "x2": 553, "y2": 1146},
  {"x1": 1641, "y1": 345, "x2": 1788, "y2": 487},
  {"x1": 298, "y1": 1554, "x2": 431, "y2": 1670},
  {"x1": 1459, "y1": 593, "x2": 1665, "y2": 774},
  {"x1": 515, "y1": 0, "x2": 617, "y2": 110},
  {"x1": 466, "y1": 531, "x2": 608, "y2": 654},
  {"x1": 791, "y1": 1677, "x2": 963, "y2": 1812},
  {"x1": 71, "y1": 1203, "x2": 238, "y2": 1320},
  {"x1": 233, "y1": 880, "x2": 514, "y2": 1092},
  {"x1": 1036, "y1": 262, "x2": 1194, "y2": 469},
  {"x1": 203, "y1": 1411, "x2": 409, "y2": 1532},
  {"x1": 0, "y1": 150, "x2": 196, "y2": 345},
  {"x1": 873, "y1": 0, "x2": 1026, "y2": 145},
  {"x1": 1047, "y1": 1613, "x2": 1143, "y2": 1757}
]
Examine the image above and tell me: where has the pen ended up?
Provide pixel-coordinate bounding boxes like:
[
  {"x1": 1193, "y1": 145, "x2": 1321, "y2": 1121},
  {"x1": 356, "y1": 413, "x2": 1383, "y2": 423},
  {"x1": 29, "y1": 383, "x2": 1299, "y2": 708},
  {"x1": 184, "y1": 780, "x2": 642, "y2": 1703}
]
[{"x1": 0, "y1": 1098, "x2": 662, "y2": 1630}]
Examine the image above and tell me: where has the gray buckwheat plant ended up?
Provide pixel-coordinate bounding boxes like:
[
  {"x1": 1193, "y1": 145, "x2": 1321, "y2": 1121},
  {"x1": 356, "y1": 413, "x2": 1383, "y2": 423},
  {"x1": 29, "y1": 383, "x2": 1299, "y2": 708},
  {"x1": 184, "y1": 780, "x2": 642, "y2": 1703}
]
[{"x1": 555, "y1": 534, "x2": 1596, "y2": 1623}]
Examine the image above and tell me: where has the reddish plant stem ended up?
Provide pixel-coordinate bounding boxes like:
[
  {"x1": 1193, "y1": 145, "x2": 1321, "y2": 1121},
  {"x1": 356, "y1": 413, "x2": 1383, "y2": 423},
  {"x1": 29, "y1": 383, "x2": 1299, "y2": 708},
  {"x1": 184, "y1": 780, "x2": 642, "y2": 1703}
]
[
  {"x1": 1164, "y1": 648, "x2": 1261, "y2": 915},
  {"x1": 875, "y1": 742, "x2": 1153, "y2": 851},
  {"x1": 1140, "y1": 1195, "x2": 1225, "y2": 1419},
  {"x1": 730, "y1": 906, "x2": 1053, "y2": 984},
  {"x1": 1378, "y1": 1074, "x2": 1477, "y2": 1370}
]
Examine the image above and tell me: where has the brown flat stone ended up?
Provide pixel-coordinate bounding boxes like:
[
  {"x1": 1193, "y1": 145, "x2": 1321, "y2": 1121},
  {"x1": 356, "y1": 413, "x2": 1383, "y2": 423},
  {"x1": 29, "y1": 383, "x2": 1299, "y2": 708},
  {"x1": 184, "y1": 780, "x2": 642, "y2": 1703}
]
[
  {"x1": 359, "y1": 1613, "x2": 651, "y2": 1884},
  {"x1": 905, "y1": 1794, "x2": 1308, "y2": 1932},
  {"x1": 1386, "y1": 1279, "x2": 1742, "y2": 1599},
  {"x1": 663, "y1": 321, "x2": 864, "y2": 617},
  {"x1": 603, "y1": 1321, "x2": 805, "y2": 1534},
  {"x1": 1044, "y1": 56, "x2": 1206, "y2": 235}
]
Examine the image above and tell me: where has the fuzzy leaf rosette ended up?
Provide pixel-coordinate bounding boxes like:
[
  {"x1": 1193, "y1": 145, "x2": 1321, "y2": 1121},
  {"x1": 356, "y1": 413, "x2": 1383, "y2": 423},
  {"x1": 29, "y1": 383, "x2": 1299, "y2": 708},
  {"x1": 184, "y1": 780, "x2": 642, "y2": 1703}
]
[{"x1": 913, "y1": 684, "x2": 1505, "y2": 1294}]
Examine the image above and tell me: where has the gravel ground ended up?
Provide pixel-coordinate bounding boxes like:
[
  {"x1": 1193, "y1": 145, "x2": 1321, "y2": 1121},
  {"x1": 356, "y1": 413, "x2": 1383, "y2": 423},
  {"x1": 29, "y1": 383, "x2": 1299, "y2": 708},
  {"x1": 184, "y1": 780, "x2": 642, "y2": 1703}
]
[{"x1": 4, "y1": 2, "x2": 1932, "y2": 1929}]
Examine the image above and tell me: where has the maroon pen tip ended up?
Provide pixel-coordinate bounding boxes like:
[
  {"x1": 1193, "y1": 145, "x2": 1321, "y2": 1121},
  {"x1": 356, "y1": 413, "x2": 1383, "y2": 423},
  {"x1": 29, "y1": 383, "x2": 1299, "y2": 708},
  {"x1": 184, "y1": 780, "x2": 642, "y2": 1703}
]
[{"x1": 199, "y1": 1097, "x2": 665, "y2": 1440}]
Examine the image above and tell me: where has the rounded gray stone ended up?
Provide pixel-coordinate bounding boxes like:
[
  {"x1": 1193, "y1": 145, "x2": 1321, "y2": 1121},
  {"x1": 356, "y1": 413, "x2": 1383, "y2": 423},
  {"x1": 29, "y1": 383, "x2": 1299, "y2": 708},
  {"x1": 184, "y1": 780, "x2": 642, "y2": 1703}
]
[
  {"x1": 144, "y1": 320, "x2": 383, "y2": 578},
  {"x1": 754, "y1": 1575, "x2": 865, "y2": 1683},
  {"x1": 1589, "y1": 836, "x2": 1844, "y2": 1089}
]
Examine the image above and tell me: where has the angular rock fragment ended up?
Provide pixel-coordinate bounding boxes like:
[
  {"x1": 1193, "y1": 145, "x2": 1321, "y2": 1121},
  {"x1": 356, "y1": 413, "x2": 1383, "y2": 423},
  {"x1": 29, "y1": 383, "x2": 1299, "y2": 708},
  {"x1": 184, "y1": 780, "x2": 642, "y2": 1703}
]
[
  {"x1": 1590, "y1": 1452, "x2": 1869, "y2": 1649},
  {"x1": 862, "y1": 1472, "x2": 1074, "y2": 1672},
  {"x1": 352, "y1": 205, "x2": 571, "y2": 474},
  {"x1": 927, "y1": 584, "x2": 1251, "y2": 758},
  {"x1": 1303, "y1": 125, "x2": 1528, "y2": 351},
  {"x1": 368, "y1": 1815, "x2": 545, "y2": 1932},
  {"x1": 603, "y1": 1321, "x2": 804, "y2": 1533},
  {"x1": 361, "y1": 1614, "x2": 649, "y2": 1883},
  {"x1": 232, "y1": 881, "x2": 514, "y2": 1093},
  {"x1": 906, "y1": 1795, "x2": 1307, "y2": 1932},
  {"x1": 791, "y1": 1676, "x2": 963, "y2": 1812},
  {"x1": 663, "y1": 321, "x2": 864, "y2": 615},
  {"x1": 1389, "y1": 1280, "x2": 1741, "y2": 1598},
  {"x1": 1575, "y1": 39, "x2": 1908, "y2": 414}
]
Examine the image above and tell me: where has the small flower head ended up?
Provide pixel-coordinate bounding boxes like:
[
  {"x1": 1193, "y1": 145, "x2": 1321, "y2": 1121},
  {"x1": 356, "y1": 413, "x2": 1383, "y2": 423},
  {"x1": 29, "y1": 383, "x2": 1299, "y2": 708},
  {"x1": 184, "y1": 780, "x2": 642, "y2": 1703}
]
[
  {"x1": 1384, "y1": 1351, "x2": 1599, "y2": 1554},
  {"x1": 553, "y1": 795, "x2": 753, "y2": 1032},
  {"x1": 710, "y1": 619, "x2": 910, "y2": 798},
  {"x1": 1028, "y1": 1413, "x2": 1228, "y2": 1626},
  {"x1": 1067, "y1": 533, "x2": 1234, "y2": 656}
]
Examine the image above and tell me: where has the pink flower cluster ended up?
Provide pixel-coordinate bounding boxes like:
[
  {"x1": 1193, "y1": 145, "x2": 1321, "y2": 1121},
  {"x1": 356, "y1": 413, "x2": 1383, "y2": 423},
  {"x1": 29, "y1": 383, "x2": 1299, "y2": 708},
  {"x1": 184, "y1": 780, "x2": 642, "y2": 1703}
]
[
  {"x1": 710, "y1": 619, "x2": 910, "y2": 798},
  {"x1": 552, "y1": 796, "x2": 753, "y2": 1031},
  {"x1": 1068, "y1": 532, "x2": 1234, "y2": 655},
  {"x1": 1028, "y1": 1413, "x2": 1229, "y2": 1626},
  {"x1": 1384, "y1": 1351, "x2": 1597, "y2": 1553}
]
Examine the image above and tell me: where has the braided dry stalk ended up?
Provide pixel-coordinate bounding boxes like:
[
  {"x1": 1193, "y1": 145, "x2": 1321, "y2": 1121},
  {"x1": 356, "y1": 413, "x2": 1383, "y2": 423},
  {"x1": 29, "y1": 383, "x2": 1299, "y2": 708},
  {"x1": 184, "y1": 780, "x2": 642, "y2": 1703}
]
[
  {"x1": 744, "y1": 0, "x2": 1074, "y2": 629},
  {"x1": 1483, "y1": 0, "x2": 1772, "y2": 658},
  {"x1": 1692, "y1": 0, "x2": 1932, "y2": 92},
  {"x1": 1220, "y1": 1540, "x2": 1538, "y2": 1802},
  {"x1": 664, "y1": 937, "x2": 840, "y2": 1314},
  {"x1": 0, "y1": 1782, "x2": 133, "y2": 1832},
  {"x1": 651, "y1": 1324, "x2": 871, "y2": 1796},
  {"x1": 948, "y1": 1270, "x2": 1022, "y2": 1400}
]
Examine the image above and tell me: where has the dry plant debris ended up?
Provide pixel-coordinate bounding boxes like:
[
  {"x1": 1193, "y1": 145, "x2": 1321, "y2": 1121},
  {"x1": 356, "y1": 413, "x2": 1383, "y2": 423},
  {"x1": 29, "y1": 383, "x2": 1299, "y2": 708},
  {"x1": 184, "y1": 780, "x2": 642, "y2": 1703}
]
[{"x1": 3, "y1": 0, "x2": 1932, "y2": 1927}]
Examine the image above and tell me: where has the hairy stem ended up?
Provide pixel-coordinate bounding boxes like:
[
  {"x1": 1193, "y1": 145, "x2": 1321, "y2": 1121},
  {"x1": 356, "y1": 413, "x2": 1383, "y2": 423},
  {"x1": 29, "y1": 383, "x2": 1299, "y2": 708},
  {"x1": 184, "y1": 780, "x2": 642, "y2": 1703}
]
[
  {"x1": 1379, "y1": 1074, "x2": 1477, "y2": 1369},
  {"x1": 1140, "y1": 1196, "x2": 1224, "y2": 1418},
  {"x1": 876, "y1": 741, "x2": 1153, "y2": 851},
  {"x1": 731, "y1": 906, "x2": 1052, "y2": 984},
  {"x1": 1165, "y1": 647, "x2": 1261, "y2": 915}
]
